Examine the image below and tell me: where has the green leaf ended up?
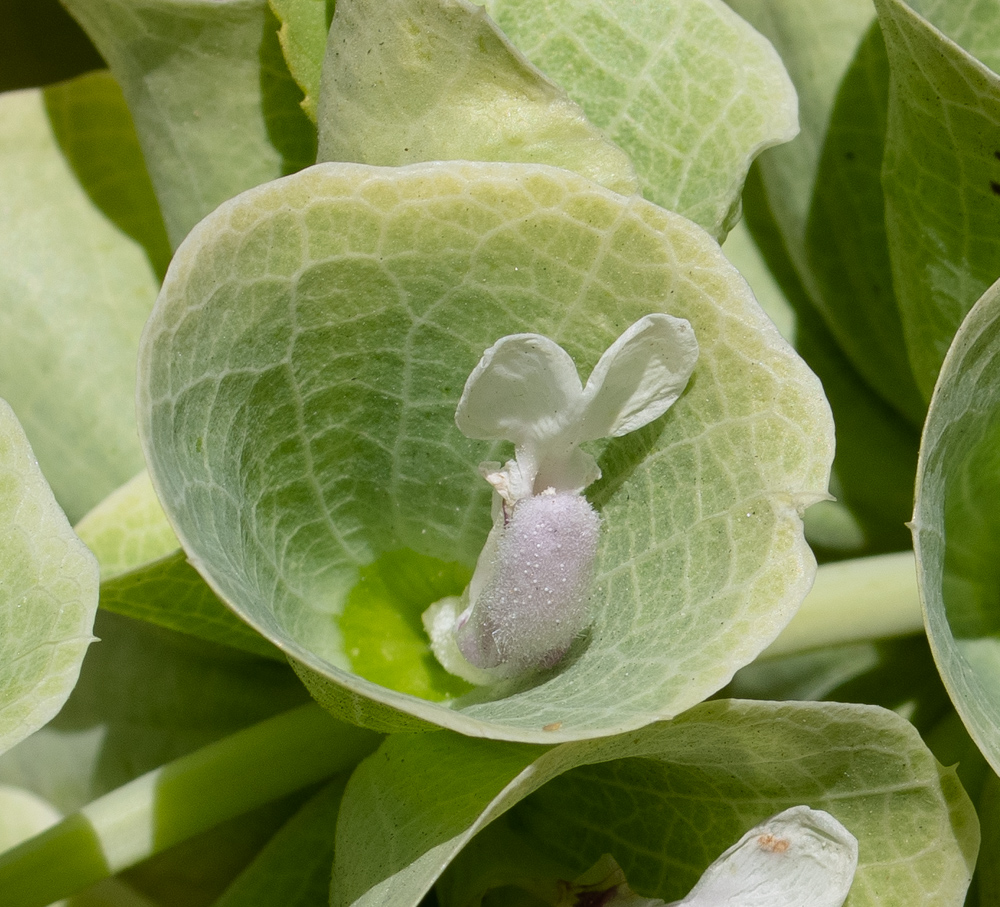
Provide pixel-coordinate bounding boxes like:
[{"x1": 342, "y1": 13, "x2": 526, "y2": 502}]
[
  {"x1": 484, "y1": 0, "x2": 797, "y2": 238},
  {"x1": 0, "y1": 785, "x2": 61, "y2": 853},
  {"x1": 913, "y1": 277, "x2": 1000, "y2": 775},
  {"x1": 905, "y1": 0, "x2": 1000, "y2": 75},
  {"x1": 977, "y1": 771, "x2": 1000, "y2": 904},
  {"x1": 118, "y1": 792, "x2": 318, "y2": 907},
  {"x1": 213, "y1": 776, "x2": 349, "y2": 907},
  {"x1": 316, "y1": 0, "x2": 639, "y2": 196},
  {"x1": 0, "y1": 0, "x2": 103, "y2": 93},
  {"x1": 333, "y1": 700, "x2": 978, "y2": 907},
  {"x1": 99, "y1": 552, "x2": 285, "y2": 662},
  {"x1": 42, "y1": 70, "x2": 172, "y2": 280},
  {"x1": 61, "y1": 0, "x2": 316, "y2": 248},
  {"x1": 731, "y1": 0, "x2": 926, "y2": 425},
  {"x1": 0, "y1": 399, "x2": 99, "y2": 756},
  {"x1": 138, "y1": 161, "x2": 833, "y2": 741},
  {"x1": 0, "y1": 80, "x2": 159, "y2": 522},
  {"x1": 75, "y1": 472, "x2": 283, "y2": 660},
  {"x1": 878, "y1": 0, "x2": 1000, "y2": 399},
  {"x1": 74, "y1": 471, "x2": 179, "y2": 582},
  {"x1": 0, "y1": 611, "x2": 307, "y2": 813},
  {"x1": 793, "y1": 304, "x2": 919, "y2": 555},
  {"x1": 740, "y1": 165, "x2": 920, "y2": 556},
  {"x1": 269, "y1": 0, "x2": 333, "y2": 122}
]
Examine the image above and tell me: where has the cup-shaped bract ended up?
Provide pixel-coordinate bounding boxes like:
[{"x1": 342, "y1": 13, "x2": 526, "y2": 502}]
[{"x1": 138, "y1": 160, "x2": 833, "y2": 742}]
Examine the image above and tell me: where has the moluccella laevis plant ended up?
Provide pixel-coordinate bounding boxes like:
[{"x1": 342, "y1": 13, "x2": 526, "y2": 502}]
[
  {"x1": 1, "y1": 0, "x2": 989, "y2": 904},
  {"x1": 137, "y1": 159, "x2": 834, "y2": 741}
]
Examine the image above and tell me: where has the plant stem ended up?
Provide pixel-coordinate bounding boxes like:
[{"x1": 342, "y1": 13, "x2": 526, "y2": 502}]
[
  {"x1": 0, "y1": 703, "x2": 381, "y2": 907},
  {"x1": 762, "y1": 551, "x2": 924, "y2": 658}
]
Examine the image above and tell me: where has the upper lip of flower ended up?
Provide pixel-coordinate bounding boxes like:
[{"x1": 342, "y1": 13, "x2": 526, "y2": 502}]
[{"x1": 455, "y1": 313, "x2": 699, "y2": 503}]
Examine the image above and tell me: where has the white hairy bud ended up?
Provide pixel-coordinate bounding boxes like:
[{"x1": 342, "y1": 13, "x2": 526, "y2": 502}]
[{"x1": 455, "y1": 491, "x2": 600, "y2": 677}]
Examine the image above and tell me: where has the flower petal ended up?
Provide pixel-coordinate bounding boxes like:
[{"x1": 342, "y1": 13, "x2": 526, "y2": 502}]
[
  {"x1": 669, "y1": 806, "x2": 858, "y2": 907},
  {"x1": 455, "y1": 333, "x2": 584, "y2": 445},
  {"x1": 578, "y1": 314, "x2": 698, "y2": 441}
]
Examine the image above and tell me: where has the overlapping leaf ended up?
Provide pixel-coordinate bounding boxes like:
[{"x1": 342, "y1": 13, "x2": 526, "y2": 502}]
[
  {"x1": 62, "y1": 0, "x2": 316, "y2": 248},
  {"x1": 0, "y1": 75, "x2": 160, "y2": 522},
  {"x1": 332, "y1": 701, "x2": 977, "y2": 907},
  {"x1": 878, "y1": 0, "x2": 1000, "y2": 399},
  {"x1": 316, "y1": 0, "x2": 639, "y2": 196},
  {"x1": 913, "y1": 277, "x2": 1000, "y2": 775},
  {"x1": 482, "y1": 0, "x2": 796, "y2": 238},
  {"x1": 0, "y1": 400, "x2": 99, "y2": 756}
]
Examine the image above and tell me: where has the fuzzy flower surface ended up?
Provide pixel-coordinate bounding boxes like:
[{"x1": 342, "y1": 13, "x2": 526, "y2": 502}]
[{"x1": 423, "y1": 314, "x2": 698, "y2": 684}]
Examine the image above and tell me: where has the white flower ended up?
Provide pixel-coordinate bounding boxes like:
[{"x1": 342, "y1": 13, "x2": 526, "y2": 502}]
[
  {"x1": 556, "y1": 806, "x2": 858, "y2": 907},
  {"x1": 423, "y1": 314, "x2": 698, "y2": 684},
  {"x1": 666, "y1": 806, "x2": 859, "y2": 907}
]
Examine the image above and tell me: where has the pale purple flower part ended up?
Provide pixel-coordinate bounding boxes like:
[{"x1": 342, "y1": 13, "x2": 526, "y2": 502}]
[{"x1": 423, "y1": 314, "x2": 698, "y2": 684}]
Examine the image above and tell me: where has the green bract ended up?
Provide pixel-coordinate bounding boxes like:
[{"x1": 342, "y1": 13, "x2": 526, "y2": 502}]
[
  {"x1": 333, "y1": 701, "x2": 976, "y2": 907},
  {"x1": 0, "y1": 399, "x2": 99, "y2": 756},
  {"x1": 138, "y1": 159, "x2": 833, "y2": 741},
  {"x1": 316, "y1": 0, "x2": 640, "y2": 196},
  {"x1": 0, "y1": 77, "x2": 160, "y2": 522},
  {"x1": 914, "y1": 278, "x2": 1000, "y2": 775}
]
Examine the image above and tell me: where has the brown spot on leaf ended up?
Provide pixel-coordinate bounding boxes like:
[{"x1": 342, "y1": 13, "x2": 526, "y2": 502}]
[
  {"x1": 757, "y1": 834, "x2": 791, "y2": 853},
  {"x1": 543, "y1": 721, "x2": 562, "y2": 732}
]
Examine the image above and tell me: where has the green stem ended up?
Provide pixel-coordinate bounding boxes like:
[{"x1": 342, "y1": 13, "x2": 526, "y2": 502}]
[
  {"x1": 0, "y1": 703, "x2": 381, "y2": 907},
  {"x1": 762, "y1": 550, "x2": 924, "y2": 658}
]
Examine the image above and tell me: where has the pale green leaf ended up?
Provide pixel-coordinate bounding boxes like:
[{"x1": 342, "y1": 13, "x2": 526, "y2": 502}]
[
  {"x1": 98, "y1": 552, "x2": 285, "y2": 662},
  {"x1": 316, "y1": 0, "x2": 639, "y2": 196},
  {"x1": 878, "y1": 0, "x2": 1000, "y2": 399},
  {"x1": 730, "y1": 0, "x2": 925, "y2": 425},
  {"x1": 740, "y1": 168, "x2": 920, "y2": 555},
  {"x1": 269, "y1": 0, "x2": 333, "y2": 122},
  {"x1": 484, "y1": 0, "x2": 797, "y2": 238},
  {"x1": 42, "y1": 70, "x2": 172, "y2": 279},
  {"x1": 0, "y1": 399, "x2": 99, "y2": 756},
  {"x1": 213, "y1": 776, "x2": 349, "y2": 907},
  {"x1": 906, "y1": 0, "x2": 1000, "y2": 75},
  {"x1": 74, "y1": 471, "x2": 179, "y2": 582},
  {"x1": 277, "y1": 0, "x2": 796, "y2": 237},
  {"x1": 0, "y1": 611, "x2": 307, "y2": 813},
  {"x1": 61, "y1": 0, "x2": 316, "y2": 248},
  {"x1": 913, "y1": 277, "x2": 1000, "y2": 775},
  {"x1": 0, "y1": 785, "x2": 61, "y2": 854},
  {"x1": 73, "y1": 471, "x2": 281, "y2": 659},
  {"x1": 138, "y1": 161, "x2": 832, "y2": 741},
  {"x1": 0, "y1": 79, "x2": 159, "y2": 522},
  {"x1": 333, "y1": 700, "x2": 978, "y2": 907}
]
